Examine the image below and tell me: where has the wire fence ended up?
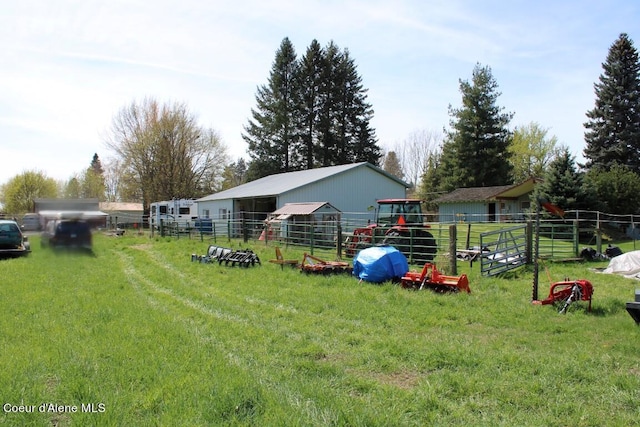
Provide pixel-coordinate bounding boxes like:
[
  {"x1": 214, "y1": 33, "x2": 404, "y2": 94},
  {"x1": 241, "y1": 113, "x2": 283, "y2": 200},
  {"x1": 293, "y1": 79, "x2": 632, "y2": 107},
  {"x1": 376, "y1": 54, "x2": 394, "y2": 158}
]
[{"x1": 5, "y1": 209, "x2": 639, "y2": 271}]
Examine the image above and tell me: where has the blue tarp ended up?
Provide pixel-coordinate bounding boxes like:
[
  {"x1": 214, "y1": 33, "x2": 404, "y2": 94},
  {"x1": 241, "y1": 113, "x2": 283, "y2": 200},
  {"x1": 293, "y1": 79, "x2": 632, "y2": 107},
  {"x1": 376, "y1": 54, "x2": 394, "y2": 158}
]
[{"x1": 353, "y1": 245, "x2": 409, "y2": 283}]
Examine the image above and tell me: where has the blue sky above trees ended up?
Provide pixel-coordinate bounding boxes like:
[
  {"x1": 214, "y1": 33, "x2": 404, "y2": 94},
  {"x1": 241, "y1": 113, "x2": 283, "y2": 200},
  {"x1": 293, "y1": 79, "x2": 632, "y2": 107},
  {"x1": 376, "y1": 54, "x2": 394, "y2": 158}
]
[{"x1": 0, "y1": 0, "x2": 638, "y2": 184}]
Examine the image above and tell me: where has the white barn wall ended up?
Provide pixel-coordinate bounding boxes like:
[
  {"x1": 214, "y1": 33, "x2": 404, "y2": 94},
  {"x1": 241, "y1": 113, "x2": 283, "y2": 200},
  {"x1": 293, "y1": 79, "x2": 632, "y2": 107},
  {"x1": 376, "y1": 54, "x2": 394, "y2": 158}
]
[{"x1": 198, "y1": 199, "x2": 233, "y2": 220}]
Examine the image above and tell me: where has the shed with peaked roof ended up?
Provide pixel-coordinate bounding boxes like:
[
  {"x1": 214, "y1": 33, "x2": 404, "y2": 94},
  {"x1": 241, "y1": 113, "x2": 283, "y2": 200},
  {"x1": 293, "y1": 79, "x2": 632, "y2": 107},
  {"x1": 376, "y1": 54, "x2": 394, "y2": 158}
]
[
  {"x1": 262, "y1": 201, "x2": 341, "y2": 245},
  {"x1": 434, "y1": 178, "x2": 538, "y2": 222}
]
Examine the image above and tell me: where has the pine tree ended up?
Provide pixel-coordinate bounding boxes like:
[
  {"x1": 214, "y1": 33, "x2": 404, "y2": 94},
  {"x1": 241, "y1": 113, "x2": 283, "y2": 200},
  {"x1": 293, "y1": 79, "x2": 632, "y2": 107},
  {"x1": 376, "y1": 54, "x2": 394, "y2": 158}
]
[
  {"x1": 584, "y1": 33, "x2": 640, "y2": 173},
  {"x1": 382, "y1": 151, "x2": 404, "y2": 180},
  {"x1": 244, "y1": 37, "x2": 300, "y2": 180},
  {"x1": 438, "y1": 63, "x2": 514, "y2": 190},
  {"x1": 221, "y1": 159, "x2": 248, "y2": 190},
  {"x1": 417, "y1": 151, "x2": 443, "y2": 212},
  {"x1": 297, "y1": 40, "x2": 325, "y2": 169},
  {"x1": 315, "y1": 41, "x2": 342, "y2": 167},
  {"x1": 535, "y1": 147, "x2": 593, "y2": 211},
  {"x1": 90, "y1": 153, "x2": 104, "y2": 175},
  {"x1": 338, "y1": 49, "x2": 380, "y2": 165},
  {"x1": 245, "y1": 38, "x2": 381, "y2": 180}
]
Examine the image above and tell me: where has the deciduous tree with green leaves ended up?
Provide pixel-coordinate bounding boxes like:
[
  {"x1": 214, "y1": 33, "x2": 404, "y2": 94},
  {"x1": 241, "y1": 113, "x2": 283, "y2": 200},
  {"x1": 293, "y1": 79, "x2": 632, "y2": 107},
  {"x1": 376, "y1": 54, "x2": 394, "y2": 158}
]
[
  {"x1": 584, "y1": 164, "x2": 640, "y2": 214},
  {"x1": 438, "y1": 63, "x2": 514, "y2": 191},
  {"x1": 105, "y1": 97, "x2": 228, "y2": 210},
  {"x1": 583, "y1": 33, "x2": 640, "y2": 173},
  {"x1": 0, "y1": 170, "x2": 58, "y2": 214},
  {"x1": 509, "y1": 122, "x2": 559, "y2": 182}
]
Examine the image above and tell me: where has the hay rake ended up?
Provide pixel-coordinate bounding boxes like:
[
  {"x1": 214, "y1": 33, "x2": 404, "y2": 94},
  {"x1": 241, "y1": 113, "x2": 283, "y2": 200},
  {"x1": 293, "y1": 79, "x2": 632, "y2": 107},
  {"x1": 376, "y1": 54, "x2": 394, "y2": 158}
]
[{"x1": 300, "y1": 253, "x2": 353, "y2": 275}]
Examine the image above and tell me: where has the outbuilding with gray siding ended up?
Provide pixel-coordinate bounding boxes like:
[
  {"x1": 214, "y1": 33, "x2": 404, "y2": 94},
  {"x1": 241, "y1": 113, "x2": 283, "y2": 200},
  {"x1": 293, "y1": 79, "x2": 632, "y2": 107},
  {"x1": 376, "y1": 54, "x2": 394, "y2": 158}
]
[
  {"x1": 435, "y1": 178, "x2": 538, "y2": 223},
  {"x1": 196, "y1": 162, "x2": 409, "y2": 227}
]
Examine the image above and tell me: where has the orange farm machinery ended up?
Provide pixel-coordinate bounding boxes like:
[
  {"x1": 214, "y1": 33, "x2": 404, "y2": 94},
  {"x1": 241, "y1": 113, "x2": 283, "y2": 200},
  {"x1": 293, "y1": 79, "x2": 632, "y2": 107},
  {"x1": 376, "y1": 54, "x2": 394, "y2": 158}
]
[
  {"x1": 533, "y1": 279, "x2": 593, "y2": 313},
  {"x1": 300, "y1": 253, "x2": 353, "y2": 275},
  {"x1": 400, "y1": 263, "x2": 471, "y2": 293},
  {"x1": 345, "y1": 199, "x2": 437, "y2": 263}
]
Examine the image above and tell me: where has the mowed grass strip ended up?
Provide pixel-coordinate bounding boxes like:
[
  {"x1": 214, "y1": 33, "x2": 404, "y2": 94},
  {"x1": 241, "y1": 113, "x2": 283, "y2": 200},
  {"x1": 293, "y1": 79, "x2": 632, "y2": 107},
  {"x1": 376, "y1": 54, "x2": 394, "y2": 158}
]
[{"x1": 1, "y1": 232, "x2": 640, "y2": 426}]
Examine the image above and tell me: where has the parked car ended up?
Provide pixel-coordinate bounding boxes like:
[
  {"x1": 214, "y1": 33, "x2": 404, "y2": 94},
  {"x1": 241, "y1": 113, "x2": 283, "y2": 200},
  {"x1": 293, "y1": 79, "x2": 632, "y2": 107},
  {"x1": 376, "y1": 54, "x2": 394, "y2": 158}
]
[
  {"x1": 41, "y1": 219, "x2": 92, "y2": 251},
  {"x1": 0, "y1": 219, "x2": 30, "y2": 257},
  {"x1": 21, "y1": 213, "x2": 41, "y2": 231}
]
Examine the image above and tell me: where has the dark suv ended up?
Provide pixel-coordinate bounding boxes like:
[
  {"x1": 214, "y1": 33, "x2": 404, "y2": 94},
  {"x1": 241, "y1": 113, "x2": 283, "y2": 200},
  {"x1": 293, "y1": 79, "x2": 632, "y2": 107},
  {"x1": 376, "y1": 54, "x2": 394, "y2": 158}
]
[{"x1": 41, "y1": 219, "x2": 92, "y2": 250}]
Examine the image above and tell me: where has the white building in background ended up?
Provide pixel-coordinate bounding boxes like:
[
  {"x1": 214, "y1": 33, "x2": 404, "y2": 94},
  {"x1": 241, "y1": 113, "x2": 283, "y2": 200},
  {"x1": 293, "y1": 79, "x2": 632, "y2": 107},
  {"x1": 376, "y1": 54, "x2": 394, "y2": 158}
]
[{"x1": 196, "y1": 162, "x2": 410, "y2": 225}]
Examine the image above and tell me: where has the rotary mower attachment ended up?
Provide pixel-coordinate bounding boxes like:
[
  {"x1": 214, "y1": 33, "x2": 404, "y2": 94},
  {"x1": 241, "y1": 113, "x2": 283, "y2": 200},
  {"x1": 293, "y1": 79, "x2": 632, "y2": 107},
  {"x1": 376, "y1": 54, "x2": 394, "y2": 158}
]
[
  {"x1": 533, "y1": 279, "x2": 593, "y2": 313},
  {"x1": 300, "y1": 253, "x2": 353, "y2": 275},
  {"x1": 400, "y1": 263, "x2": 471, "y2": 293}
]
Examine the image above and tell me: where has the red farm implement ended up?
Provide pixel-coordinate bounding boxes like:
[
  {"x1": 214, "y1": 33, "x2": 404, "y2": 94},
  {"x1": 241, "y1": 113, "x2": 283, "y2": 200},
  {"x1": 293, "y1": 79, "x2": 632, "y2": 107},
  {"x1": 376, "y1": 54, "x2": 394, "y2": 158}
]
[
  {"x1": 300, "y1": 253, "x2": 353, "y2": 275},
  {"x1": 400, "y1": 263, "x2": 471, "y2": 293},
  {"x1": 533, "y1": 279, "x2": 593, "y2": 313}
]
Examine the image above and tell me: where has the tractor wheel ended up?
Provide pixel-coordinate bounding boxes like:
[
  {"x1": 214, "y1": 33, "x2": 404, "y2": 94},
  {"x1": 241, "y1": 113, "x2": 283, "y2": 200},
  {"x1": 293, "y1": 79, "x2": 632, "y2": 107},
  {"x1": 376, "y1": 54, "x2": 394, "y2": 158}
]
[
  {"x1": 414, "y1": 230, "x2": 437, "y2": 263},
  {"x1": 384, "y1": 230, "x2": 437, "y2": 263},
  {"x1": 383, "y1": 231, "x2": 408, "y2": 252}
]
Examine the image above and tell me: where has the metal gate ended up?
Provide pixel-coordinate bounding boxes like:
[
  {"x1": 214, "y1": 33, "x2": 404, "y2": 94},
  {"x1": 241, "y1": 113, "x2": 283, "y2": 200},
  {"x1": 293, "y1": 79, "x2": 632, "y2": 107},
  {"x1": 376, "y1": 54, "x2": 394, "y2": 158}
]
[{"x1": 480, "y1": 225, "x2": 528, "y2": 276}]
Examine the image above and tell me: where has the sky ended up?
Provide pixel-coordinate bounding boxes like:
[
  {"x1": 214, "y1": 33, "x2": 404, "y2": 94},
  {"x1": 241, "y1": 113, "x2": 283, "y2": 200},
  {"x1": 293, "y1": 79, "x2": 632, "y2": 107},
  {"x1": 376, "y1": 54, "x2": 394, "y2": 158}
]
[{"x1": 1, "y1": 0, "x2": 638, "y2": 186}]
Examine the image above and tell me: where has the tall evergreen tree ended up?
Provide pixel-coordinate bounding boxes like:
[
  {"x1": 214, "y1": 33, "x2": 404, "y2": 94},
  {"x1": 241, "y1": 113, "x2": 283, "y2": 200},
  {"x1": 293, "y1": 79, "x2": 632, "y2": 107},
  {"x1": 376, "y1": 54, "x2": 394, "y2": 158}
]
[
  {"x1": 244, "y1": 37, "x2": 300, "y2": 180},
  {"x1": 382, "y1": 151, "x2": 404, "y2": 180},
  {"x1": 534, "y1": 147, "x2": 593, "y2": 211},
  {"x1": 90, "y1": 153, "x2": 104, "y2": 175},
  {"x1": 245, "y1": 38, "x2": 380, "y2": 180},
  {"x1": 417, "y1": 151, "x2": 443, "y2": 212},
  {"x1": 583, "y1": 33, "x2": 640, "y2": 173},
  {"x1": 84, "y1": 153, "x2": 106, "y2": 200},
  {"x1": 315, "y1": 41, "x2": 342, "y2": 167},
  {"x1": 297, "y1": 40, "x2": 324, "y2": 169},
  {"x1": 338, "y1": 49, "x2": 380, "y2": 165},
  {"x1": 438, "y1": 63, "x2": 514, "y2": 190}
]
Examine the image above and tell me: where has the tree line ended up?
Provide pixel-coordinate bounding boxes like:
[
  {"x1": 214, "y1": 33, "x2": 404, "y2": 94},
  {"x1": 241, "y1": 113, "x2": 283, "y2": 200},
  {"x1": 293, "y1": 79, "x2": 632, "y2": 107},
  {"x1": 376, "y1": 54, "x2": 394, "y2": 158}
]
[
  {"x1": 2, "y1": 33, "x2": 640, "y2": 216},
  {"x1": 413, "y1": 33, "x2": 640, "y2": 215}
]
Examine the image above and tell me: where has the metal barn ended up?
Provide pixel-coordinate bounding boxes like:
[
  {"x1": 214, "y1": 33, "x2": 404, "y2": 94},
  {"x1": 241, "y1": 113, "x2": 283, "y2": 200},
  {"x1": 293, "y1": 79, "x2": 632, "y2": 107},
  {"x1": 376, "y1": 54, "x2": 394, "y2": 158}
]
[{"x1": 196, "y1": 162, "x2": 409, "y2": 229}]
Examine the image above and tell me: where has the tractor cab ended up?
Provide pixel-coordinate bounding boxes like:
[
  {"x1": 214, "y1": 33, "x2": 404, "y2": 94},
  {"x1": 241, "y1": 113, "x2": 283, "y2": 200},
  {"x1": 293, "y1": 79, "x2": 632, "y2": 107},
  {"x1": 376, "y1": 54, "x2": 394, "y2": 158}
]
[
  {"x1": 376, "y1": 199, "x2": 424, "y2": 227},
  {"x1": 345, "y1": 198, "x2": 436, "y2": 262}
]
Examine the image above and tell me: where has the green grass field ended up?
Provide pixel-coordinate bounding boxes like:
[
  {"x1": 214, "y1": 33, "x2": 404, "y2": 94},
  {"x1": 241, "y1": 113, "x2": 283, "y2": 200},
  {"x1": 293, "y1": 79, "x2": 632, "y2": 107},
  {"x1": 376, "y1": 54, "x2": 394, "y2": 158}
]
[{"x1": 1, "y1": 232, "x2": 639, "y2": 426}]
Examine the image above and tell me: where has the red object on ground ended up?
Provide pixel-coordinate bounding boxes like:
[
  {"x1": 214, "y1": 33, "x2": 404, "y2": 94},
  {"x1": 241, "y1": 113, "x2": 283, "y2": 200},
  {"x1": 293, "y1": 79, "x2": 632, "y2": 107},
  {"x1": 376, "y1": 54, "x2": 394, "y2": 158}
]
[
  {"x1": 400, "y1": 263, "x2": 470, "y2": 293},
  {"x1": 533, "y1": 279, "x2": 593, "y2": 313}
]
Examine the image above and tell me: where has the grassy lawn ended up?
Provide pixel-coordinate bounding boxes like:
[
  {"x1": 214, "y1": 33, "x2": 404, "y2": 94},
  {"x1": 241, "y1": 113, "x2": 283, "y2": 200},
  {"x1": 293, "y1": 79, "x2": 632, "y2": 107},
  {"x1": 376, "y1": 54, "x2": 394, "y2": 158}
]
[{"x1": 1, "y1": 232, "x2": 639, "y2": 426}]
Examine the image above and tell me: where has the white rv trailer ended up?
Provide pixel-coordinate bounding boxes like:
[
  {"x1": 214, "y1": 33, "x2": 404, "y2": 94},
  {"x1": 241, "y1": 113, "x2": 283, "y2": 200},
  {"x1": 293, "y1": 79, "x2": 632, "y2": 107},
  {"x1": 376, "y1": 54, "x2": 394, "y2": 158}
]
[{"x1": 150, "y1": 199, "x2": 198, "y2": 229}]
